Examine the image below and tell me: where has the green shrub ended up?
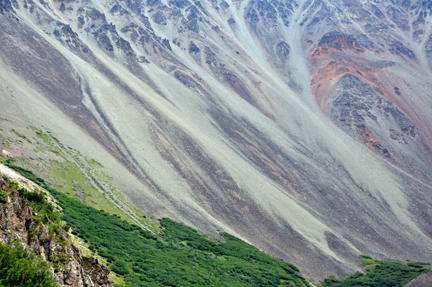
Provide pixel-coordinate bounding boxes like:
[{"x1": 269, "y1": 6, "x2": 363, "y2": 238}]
[
  {"x1": 16, "y1": 187, "x2": 60, "y2": 224},
  {"x1": 323, "y1": 256, "x2": 431, "y2": 287},
  {"x1": 0, "y1": 190, "x2": 8, "y2": 203},
  {"x1": 63, "y1": 225, "x2": 71, "y2": 232},
  {"x1": 407, "y1": 262, "x2": 429, "y2": 268},
  {"x1": 0, "y1": 240, "x2": 57, "y2": 287}
]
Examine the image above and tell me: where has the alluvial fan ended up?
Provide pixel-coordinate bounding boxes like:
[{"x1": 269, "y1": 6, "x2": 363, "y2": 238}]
[{"x1": 0, "y1": 0, "x2": 432, "y2": 280}]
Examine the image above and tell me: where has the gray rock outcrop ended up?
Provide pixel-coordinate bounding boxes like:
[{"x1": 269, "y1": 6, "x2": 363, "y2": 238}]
[{"x1": 0, "y1": 178, "x2": 113, "y2": 287}]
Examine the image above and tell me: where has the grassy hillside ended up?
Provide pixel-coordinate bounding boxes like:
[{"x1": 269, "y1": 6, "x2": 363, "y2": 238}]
[
  {"x1": 3, "y1": 160, "x2": 430, "y2": 287},
  {"x1": 323, "y1": 255, "x2": 431, "y2": 287},
  {"x1": 2, "y1": 160, "x2": 311, "y2": 287},
  {"x1": 0, "y1": 126, "x2": 154, "y2": 230}
]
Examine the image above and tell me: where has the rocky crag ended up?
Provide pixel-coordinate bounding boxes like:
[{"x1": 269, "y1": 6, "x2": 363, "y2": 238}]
[{"x1": 0, "y1": 176, "x2": 113, "y2": 287}]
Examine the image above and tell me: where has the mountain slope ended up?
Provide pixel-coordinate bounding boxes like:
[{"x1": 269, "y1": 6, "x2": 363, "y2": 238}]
[
  {"x1": 1, "y1": 163, "x2": 314, "y2": 287},
  {"x1": 0, "y1": 0, "x2": 432, "y2": 280}
]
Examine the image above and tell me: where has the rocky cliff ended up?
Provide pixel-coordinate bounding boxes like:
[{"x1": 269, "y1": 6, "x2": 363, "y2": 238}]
[{"x1": 0, "y1": 177, "x2": 113, "y2": 287}]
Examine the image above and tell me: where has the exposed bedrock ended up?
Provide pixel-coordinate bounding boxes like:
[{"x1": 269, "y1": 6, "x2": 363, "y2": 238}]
[
  {"x1": 0, "y1": 0, "x2": 13, "y2": 14},
  {"x1": 317, "y1": 31, "x2": 364, "y2": 54},
  {"x1": 327, "y1": 74, "x2": 428, "y2": 168},
  {"x1": 306, "y1": 2, "x2": 432, "y2": 174},
  {"x1": 0, "y1": 178, "x2": 113, "y2": 287}
]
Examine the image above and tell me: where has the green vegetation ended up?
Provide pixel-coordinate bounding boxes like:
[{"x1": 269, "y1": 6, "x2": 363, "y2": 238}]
[
  {"x1": 4, "y1": 159, "x2": 430, "y2": 287},
  {"x1": 28, "y1": 127, "x2": 153, "y2": 229},
  {"x1": 63, "y1": 205, "x2": 309, "y2": 287},
  {"x1": 30, "y1": 127, "x2": 56, "y2": 150},
  {"x1": 56, "y1": 192, "x2": 310, "y2": 287},
  {"x1": 0, "y1": 181, "x2": 8, "y2": 203},
  {"x1": 0, "y1": 125, "x2": 154, "y2": 229},
  {"x1": 5, "y1": 162, "x2": 311, "y2": 287},
  {"x1": 0, "y1": 241, "x2": 56, "y2": 287},
  {"x1": 1, "y1": 176, "x2": 73, "y2": 271},
  {"x1": 1, "y1": 170, "x2": 57, "y2": 224},
  {"x1": 46, "y1": 159, "x2": 130, "y2": 222},
  {"x1": 11, "y1": 129, "x2": 31, "y2": 144},
  {"x1": 16, "y1": 183, "x2": 61, "y2": 225},
  {"x1": 323, "y1": 256, "x2": 431, "y2": 287},
  {"x1": 0, "y1": 135, "x2": 12, "y2": 149},
  {"x1": 0, "y1": 190, "x2": 8, "y2": 203}
]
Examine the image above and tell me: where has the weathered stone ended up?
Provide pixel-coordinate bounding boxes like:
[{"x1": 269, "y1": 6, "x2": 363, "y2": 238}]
[
  {"x1": 276, "y1": 41, "x2": 290, "y2": 61},
  {"x1": 169, "y1": 0, "x2": 190, "y2": 9},
  {"x1": 0, "y1": 0, "x2": 13, "y2": 14},
  {"x1": 152, "y1": 10, "x2": 167, "y2": 25},
  {"x1": 184, "y1": 18, "x2": 199, "y2": 32},
  {"x1": 188, "y1": 41, "x2": 200, "y2": 54},
  {"x1": 389, "y1": 40, "x2": 417, "y2": 60},
  {"x1": 318, "y1": 31, "x2": 364, "y2": 52},
  {"x1": 0, "y1": 177, "x2": 113, "y2": 287}
]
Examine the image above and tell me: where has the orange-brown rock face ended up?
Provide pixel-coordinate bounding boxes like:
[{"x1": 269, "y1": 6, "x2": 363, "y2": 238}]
[{"x1": 306, "y1": 1, "x2": 432, "y2": 180}]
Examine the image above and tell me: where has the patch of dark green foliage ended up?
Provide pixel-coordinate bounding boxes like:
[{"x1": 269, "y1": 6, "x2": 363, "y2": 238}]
[
  {"x1": 4, "y1": 160, "x2": 310, "y2": 287},
  {"x1": 3, "y1": 159, "x2": 46, "y2": 186},
  {"x1": 55, "y1": 199, "x2": 310, "y2": 287},
  {"x1": 323, "y1": 256, "x2": 431, "y2": 287},
  {"x1": 0, "y1": 240, "x2": 56, "y2": 287},
  {"x1": 0, "y1": 190, "x2": 8, "y2": 203}
]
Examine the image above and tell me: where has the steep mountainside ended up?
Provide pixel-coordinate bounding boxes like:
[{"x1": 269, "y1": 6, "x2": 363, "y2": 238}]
[
  {"x1": 0, "y1": 0, "x2": 432, "y2": 280},
  {"x1": 1, "y1": 162, "x2": 316, "y2": 287}
]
